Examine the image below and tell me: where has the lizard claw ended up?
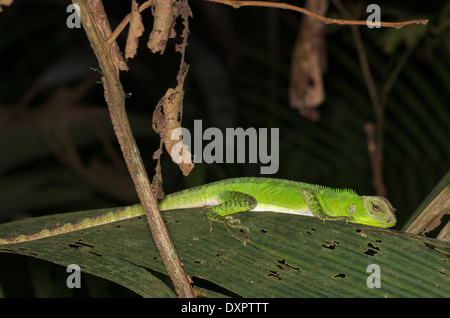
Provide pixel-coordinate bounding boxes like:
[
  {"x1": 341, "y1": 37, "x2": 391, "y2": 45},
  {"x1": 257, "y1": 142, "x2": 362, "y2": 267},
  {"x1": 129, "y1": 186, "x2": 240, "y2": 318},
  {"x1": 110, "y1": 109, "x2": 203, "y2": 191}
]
[
  {"x1": 225, "y1": 216, "x2": 249, "y2": 233},
  {"x1": 207, "y1": 213, "x2": 249, "y2": 245}
]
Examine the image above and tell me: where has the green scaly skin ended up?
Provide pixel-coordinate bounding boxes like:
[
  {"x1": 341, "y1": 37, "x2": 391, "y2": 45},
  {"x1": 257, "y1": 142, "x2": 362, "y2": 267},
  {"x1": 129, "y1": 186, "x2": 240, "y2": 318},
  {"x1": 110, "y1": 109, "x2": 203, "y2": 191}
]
[{"x1": 0, "y1": 178, "x2": 396, "y2": 245}]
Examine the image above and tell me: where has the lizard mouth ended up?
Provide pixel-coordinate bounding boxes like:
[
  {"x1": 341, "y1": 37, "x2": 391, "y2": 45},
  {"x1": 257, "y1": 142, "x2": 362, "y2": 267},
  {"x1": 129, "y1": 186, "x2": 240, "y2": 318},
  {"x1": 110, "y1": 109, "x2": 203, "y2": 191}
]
[{"x1": 379, "y1": 216, "x2": 396, "y2": 228}]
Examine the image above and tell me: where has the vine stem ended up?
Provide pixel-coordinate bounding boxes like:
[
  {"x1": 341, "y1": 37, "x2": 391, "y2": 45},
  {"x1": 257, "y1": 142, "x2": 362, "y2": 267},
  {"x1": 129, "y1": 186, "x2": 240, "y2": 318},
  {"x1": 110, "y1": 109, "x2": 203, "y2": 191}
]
[
  {"x1": 107, "y1": 0, "x2": 428, "y2": 46},
  {"x1": 204, "y1": 0, "x2": 428, "y2": 29}
]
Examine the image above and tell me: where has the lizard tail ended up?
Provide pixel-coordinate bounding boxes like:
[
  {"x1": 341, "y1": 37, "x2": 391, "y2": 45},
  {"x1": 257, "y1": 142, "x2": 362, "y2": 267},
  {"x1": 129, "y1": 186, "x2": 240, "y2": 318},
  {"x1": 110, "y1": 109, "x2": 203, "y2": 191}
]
[{"x1": 0, "y1": 205, "x2": 145, "y2": 245}]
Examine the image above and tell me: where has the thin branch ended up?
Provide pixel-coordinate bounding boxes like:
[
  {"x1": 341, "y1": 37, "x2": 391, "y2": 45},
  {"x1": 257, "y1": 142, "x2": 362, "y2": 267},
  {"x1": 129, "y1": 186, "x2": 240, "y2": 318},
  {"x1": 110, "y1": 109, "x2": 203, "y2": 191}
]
[
  {"x1": 73, "y1": 0, "x2": 194, "y2": 298},
  {"x1": 331, "y1": 0, "x2": 383, "y2": 120},
  {"x1": 380, "y1": 44, "x2": 414, "y2": 106},
  {"x1": 204, "y1": 0, "x2": 428, "y2": 29},
  {"x1": 364, "y1": 123, "x2": 386, "y2": 197}
]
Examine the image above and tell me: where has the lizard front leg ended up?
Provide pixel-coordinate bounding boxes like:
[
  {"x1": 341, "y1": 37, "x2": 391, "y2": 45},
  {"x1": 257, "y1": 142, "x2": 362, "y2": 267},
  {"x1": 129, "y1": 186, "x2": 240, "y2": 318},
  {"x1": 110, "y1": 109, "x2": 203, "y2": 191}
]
[{"x1": 301, "y1": 188, "x2": 354, "y2": 224}]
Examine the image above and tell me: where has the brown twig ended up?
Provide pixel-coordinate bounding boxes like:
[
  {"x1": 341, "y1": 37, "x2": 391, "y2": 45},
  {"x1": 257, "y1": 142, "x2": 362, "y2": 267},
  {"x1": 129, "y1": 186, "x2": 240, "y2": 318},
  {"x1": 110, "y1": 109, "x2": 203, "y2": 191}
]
[
  {"x1": 364, "y1": 123, "x2": 386, "y2": 197},
  {"x1": 380, "y1": 44, "x2": 414, "y2": 106},
  {"x1": 73, "y1": 0, "x2": 194, "y2": 298},
  {"x1": 204, "y1": 0, "x2": 428, "y2": 29}
]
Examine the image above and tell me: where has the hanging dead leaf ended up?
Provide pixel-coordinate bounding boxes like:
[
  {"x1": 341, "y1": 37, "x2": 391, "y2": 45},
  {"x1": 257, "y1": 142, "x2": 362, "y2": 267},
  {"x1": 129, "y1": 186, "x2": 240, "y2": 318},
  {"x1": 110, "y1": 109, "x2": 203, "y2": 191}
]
[
  {"x1": 289, "y1": 0, "x2": 328, "y2": 121},
  {"x1": 0, "y1": 0, "x2": 12, "y2": 12},
  {"x1": 148, "y1": 0, "x2": 179, "y2": 54},
  {"x1": 125, "y1": 0, "x2": 145, "y2": 60},
  {"x1": 153, "y1": 67, "x2": 194, "y2": 176}
]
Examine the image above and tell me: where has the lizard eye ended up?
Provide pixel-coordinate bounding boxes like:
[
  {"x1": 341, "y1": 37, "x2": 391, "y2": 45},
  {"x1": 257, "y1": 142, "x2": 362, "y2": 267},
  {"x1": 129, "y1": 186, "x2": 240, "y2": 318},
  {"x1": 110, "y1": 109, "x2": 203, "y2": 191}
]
[{"x1": 371, "y1": 202, "x2": 382, "y2": 212}]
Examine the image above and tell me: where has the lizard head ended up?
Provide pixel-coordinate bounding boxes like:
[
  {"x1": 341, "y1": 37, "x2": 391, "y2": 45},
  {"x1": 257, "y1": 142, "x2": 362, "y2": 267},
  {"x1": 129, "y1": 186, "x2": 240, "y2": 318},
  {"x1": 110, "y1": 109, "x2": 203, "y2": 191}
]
[{"x1": 360, "y1": 196, "x2": 397, "y2": 228}]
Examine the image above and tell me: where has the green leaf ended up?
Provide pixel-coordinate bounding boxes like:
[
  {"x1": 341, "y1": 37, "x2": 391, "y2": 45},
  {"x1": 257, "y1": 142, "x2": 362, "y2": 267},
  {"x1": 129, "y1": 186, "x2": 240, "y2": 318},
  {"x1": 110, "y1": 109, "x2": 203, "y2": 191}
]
[{"x1": 0, "y1": 207, "x2": 449, "y2": 297}]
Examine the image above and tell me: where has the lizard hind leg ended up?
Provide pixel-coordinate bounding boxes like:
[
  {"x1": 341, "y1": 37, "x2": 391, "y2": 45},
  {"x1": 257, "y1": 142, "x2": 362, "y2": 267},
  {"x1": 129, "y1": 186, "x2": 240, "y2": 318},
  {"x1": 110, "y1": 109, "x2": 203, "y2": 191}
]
[{"x1": 207, "y1": 191, "x2": 257, "y2": 242}]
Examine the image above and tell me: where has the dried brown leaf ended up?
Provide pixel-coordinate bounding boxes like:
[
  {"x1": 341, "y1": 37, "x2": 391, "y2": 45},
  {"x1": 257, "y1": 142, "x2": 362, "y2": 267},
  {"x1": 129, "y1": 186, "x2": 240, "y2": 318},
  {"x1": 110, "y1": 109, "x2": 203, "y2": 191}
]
[
  {"x1": 0, "y1": 0, "x2": 12, "y2": 12},
  {"x1": 175, "y1": 0, "x2": 192, "y2": 84},
  {"x1": 289, "y1": 0, "x2": 328, "y2": 121},
  {"x1": 147, "y1": 0, "x2": 177, "y2": 54},
  {"x1": 125, "y1": 0, "x2": 145, "y2": 60},
  {"x1": 153, "y1": 67, "x2": 193, "y2": 176}
]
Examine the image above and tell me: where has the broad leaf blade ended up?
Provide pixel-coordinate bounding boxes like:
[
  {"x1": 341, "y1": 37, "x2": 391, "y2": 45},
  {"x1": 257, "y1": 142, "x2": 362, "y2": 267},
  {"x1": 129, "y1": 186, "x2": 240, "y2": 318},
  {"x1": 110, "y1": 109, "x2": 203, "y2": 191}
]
[
  {"x1": 0, "y1": 207, "x2": 449, "y2": 297},
  {"x1": 0, "y1": 207, "x2": 174, "y2": 297}
]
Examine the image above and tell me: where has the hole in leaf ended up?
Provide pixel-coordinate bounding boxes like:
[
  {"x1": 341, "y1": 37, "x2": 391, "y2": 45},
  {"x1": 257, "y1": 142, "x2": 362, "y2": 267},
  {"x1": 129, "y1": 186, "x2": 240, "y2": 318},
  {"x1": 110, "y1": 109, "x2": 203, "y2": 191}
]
[
  {"x1": 268, "y1": 270, "x2": 282, "y2": 280},
  {"x1": 437, "y1": 270, "x2": 449, "y2": 278},
  {"x1": 368, "y1": 242, "x2": 380, "y2": 250},
  {"x1": 363, "y1": 242, "x2": 380, "y2": 256},
  {"x1": 74, "y1": 241, "x2": 94, "y2": 248},
  {"x1": 88, "y1": 251, "x2": 102, "y2": 257},
  {"x1": 355, "y1": 228, "x2": 368, "y2": 238},
  {"x1": 306, "y1": 228, "x2": 316, "y2": 235},
  {"x1": 277, "y1": 259, "x2": 300, "y2": 271},
  {"x1": 322, "y1": 240, "x2": 340, "y2": 250}
]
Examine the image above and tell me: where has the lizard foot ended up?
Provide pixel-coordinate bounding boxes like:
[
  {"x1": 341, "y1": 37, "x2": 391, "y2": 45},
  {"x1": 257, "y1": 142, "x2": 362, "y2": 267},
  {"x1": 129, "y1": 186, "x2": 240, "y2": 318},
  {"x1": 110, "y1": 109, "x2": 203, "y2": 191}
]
[
  {"x1": 224, "y1": 216, "x2": 249, "y2": 232},
  {"x1": 207, "y1": 214, "x2": 249, "y2": 245},
  {"x1": 223, "y1": 216, "x2": 249, "y2": 245}
]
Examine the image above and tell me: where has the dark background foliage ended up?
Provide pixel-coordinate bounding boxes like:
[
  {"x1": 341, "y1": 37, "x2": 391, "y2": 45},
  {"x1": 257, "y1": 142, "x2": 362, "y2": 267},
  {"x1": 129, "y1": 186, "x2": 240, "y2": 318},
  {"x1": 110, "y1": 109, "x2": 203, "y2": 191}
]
[{"x1": 0, "y1": 0, "x2": 448, "y2": 296}]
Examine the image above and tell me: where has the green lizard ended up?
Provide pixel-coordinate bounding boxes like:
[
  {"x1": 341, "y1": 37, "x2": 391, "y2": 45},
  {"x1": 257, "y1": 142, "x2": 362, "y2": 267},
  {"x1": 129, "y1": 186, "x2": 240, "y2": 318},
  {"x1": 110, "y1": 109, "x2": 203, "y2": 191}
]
[{"x1": 0, "y1": 178, "x2": 396, "y2": 245}]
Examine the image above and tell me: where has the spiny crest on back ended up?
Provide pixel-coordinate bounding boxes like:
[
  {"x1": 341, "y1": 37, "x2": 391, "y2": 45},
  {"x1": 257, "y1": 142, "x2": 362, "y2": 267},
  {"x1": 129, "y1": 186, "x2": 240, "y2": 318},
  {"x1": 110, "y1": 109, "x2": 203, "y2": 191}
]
[
  {"x1": 311, "y1": 183, "x2": 358, "y2": 196},
  {"x1": 234, "y1": 177, "x2": 359, "y2": 196}
]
